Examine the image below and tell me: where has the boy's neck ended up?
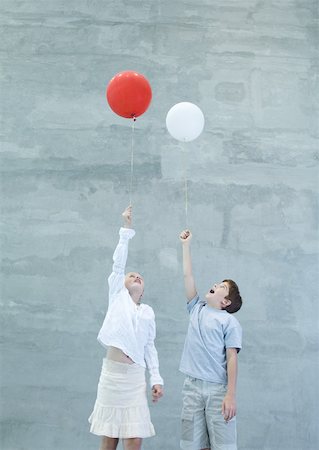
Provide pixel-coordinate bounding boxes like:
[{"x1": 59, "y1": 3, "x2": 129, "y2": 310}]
[{"x1": 206, "y1": 301, "x2": 223, "y2": 311}]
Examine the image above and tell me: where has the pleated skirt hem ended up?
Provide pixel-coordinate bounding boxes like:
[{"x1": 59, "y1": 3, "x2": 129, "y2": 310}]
[{"x1": 88, "y1": 403, "x2": 155, "y2": 438}]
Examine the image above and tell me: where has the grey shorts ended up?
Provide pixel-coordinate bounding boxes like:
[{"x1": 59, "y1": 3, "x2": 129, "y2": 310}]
[{"x1": 181, "y1": 376, "x2": 237, "y2": 450}]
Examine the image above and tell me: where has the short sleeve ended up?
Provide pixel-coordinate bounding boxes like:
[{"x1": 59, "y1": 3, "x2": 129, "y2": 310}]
[
  {"x1": 224, "y1": 322, "x2": 242, "y2": 353},
  {"x1": 187, "y1": 294, "x2": 200, "y2": 313}
]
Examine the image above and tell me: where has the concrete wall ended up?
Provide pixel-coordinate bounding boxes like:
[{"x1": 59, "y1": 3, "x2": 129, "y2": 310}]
[{"x1": 1, "y1": 1, "x2": 318, "y2": 449}]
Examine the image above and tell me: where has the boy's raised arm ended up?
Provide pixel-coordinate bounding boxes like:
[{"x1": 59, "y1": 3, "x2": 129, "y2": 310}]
[{"x1": 179, "y1": 230, "x2": 197, "y2": 302}]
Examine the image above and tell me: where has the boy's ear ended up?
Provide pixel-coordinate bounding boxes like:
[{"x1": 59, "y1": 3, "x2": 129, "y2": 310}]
[{"x1": 222, "y1": 298, "x2": 231, "y2": 307}]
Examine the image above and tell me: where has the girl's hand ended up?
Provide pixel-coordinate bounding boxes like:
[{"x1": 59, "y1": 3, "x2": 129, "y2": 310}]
[
  {"x1": 152, "y1": 385, "x2": 164, "y2": 403},
  {"x1": 122, "y1": 206, "x2": 132, "y2": 227}
]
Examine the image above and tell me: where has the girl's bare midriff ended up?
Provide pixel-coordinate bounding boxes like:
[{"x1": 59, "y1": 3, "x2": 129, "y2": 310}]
[{"x1": 107, "y1": 346, "x2": 134, "y2": 364}]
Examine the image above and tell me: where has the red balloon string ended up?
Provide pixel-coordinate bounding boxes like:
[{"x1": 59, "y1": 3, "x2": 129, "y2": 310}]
[{"x1": 129, "y1": 121, "x2": 135, "y2": 206}]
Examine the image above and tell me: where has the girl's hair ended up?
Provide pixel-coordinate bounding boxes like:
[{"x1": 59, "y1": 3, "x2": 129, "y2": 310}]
[{"x1": 223, "y1": 279, "x2": 242, "y2": 313}]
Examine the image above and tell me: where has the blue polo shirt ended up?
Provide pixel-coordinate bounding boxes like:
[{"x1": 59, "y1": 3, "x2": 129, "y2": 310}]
[{"x1": 179, "y1": 295, "x2": 242, "y2": 384}]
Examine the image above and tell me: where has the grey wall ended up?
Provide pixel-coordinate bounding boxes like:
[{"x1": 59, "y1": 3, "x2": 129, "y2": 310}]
[{"x1": 1, "y1": 1, "x2": 318, "y2": 449}]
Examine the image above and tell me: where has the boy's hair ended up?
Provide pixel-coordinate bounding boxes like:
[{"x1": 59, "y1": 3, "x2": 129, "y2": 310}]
[{"x1": 223, "y1": 279, "x2": 242, "y2": 313}]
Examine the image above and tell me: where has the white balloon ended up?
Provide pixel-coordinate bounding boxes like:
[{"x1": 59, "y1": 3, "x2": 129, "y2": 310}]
[{"x1": 166, "y1": 102, "x2": 205, "y2": 142}]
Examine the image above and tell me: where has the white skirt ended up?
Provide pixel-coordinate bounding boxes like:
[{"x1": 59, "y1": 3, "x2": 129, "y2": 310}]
[{"x1": 88, "y1": 359, "x2": 155, "y2": 438}]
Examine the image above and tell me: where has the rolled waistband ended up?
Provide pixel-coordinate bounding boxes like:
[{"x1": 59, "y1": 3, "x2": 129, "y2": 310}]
[{"x1": 103, "y1": 358, "x2": 144, "y2": 375}]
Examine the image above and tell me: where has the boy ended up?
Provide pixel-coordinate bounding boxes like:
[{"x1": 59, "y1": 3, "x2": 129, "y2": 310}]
[{"x1": 179, "y1": 229, "x2": 242, "y2": 450}]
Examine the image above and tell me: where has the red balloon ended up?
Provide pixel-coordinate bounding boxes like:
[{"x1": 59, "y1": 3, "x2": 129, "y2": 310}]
[{"x1": 106, "y1": 71, "x2": 152, "y2": 119}]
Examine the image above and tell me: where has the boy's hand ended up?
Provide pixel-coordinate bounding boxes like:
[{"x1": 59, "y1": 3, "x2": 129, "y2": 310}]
[
  {"x1": 222, "y1": 393, "x2": 236, "y2": 422},
  {"x1": 122, "y1": 206, "x2": 132, "y2": 228},
  {"x1": 152, "y1": 384, "x2": 164, "y2": 403},
  {"x1": 179, "y1": 230, "x2": 192, "y2": 243}
]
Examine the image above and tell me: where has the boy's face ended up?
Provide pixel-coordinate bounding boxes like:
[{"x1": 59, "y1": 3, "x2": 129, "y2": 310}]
[
  {"x1": 125, "y1": 272, "x2": 144, "y2": 296},
  {"x1": 205, "y1": 281, "x2": 231, "y2": 309}
]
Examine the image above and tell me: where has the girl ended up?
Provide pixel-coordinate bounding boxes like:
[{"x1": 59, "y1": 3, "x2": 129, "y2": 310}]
[{"x1": 89, "y1": 206, "x2": 163, "y2": 450}]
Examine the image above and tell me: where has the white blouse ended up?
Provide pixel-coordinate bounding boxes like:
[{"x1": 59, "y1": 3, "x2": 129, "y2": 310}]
[{"x1": 97, "y1": 227, "x2": 163, "y2": 387}]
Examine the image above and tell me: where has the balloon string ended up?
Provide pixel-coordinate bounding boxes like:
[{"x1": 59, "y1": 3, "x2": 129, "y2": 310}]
[
  {"x1": 129, "y1": 118, "x2": 135, "y2": 206},
  {"x1": 185, "y1": 172, "x2": 188, "y2": 228},
  {"x1": 183, "y1": 143, "x2": 188, "y2": 228}
]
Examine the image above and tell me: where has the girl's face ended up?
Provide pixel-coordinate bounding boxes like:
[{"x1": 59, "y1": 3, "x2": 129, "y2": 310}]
[{"x1": 125, "y1": 272, "x2": 144, "y2": 293}]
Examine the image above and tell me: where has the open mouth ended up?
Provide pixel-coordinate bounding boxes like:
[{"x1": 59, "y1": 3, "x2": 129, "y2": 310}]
[{"x1": 210, "y1": 289, "x2": 215, "y2": 294}]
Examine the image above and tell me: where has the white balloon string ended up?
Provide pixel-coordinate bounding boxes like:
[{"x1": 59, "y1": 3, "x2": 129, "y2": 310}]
[
  {"x1": 129, "y1": 118, "x2": 135, "y2": 206},
  {"x1": 185, "y1": 171, "x2": 188, "y2": 228},
  {"x1": 183, "y1": 142, "x2": 188, "y2": 228}
]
